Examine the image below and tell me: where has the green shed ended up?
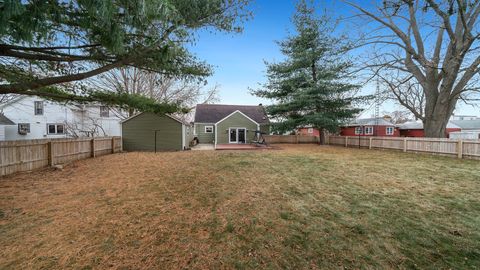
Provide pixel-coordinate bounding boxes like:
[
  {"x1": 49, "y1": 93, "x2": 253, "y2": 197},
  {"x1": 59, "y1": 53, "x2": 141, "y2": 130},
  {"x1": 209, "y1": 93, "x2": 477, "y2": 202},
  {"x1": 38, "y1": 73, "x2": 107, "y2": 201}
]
[{"x1": 121, "y1": 112, "x2": 192, "y2": 151}]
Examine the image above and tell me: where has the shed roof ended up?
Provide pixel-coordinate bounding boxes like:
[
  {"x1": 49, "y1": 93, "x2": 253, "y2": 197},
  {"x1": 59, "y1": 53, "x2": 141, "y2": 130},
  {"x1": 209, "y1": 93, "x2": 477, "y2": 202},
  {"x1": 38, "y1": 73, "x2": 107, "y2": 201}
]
[
  {"x1": 121, "y1": 112, "x2": 190, "y2": 126},
  {"x1": 194, "y1": 104, "x2": 270, "y2": 124},
  {"x1": 0, "y1": 114, "x2": 15, "y2": 125}
]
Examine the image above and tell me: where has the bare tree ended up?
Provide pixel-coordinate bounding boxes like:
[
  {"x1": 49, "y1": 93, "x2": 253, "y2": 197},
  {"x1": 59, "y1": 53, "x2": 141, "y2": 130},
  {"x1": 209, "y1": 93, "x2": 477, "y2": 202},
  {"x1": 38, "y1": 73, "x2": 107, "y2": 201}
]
[
  {"x1": 382, "y1": 110, "x2": 413, "y2": 123},
  {"x1": 346, "y1": 0, "x2": 480, "y2": 137},
  {"x1": 93, "y1": 67, "x2": 219, "y2": 118},
  {"x1": 64, "y1": 116, "x2": 107, "y2": 138}
]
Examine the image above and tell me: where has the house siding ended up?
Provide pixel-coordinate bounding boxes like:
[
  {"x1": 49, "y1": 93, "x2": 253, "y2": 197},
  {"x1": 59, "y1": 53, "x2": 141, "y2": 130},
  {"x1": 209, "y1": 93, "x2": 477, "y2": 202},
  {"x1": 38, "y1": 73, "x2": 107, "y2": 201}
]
[
  {"x1": 298, "y1": 127, "x2": 320, "y2": 136},
  {"x1": 195, "y1": 123, "x2": 215, "y2": 143},
  {"x1": 399, "y1": 128, "x2": 461, "y2": 138},
  {"x1": 122, "y1": 113, "x2": 182, "y2": 151},
  {"x1": 340, "y1": 126, "x2": 400, "y2": 137},
  {"x1": 216, "y1": 112, "x2": 258, "y2": 144},
  {"x1": 1, "y1": 96, "x2": 121, "y2": 140}
]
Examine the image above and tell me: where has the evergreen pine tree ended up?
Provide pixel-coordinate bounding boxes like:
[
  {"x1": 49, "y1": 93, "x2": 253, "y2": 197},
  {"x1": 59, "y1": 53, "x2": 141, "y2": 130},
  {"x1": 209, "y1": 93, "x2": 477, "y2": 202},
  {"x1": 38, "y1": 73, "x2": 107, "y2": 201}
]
[{"x1": 252, "y1": 0, "x2": 367, "y2": 144}]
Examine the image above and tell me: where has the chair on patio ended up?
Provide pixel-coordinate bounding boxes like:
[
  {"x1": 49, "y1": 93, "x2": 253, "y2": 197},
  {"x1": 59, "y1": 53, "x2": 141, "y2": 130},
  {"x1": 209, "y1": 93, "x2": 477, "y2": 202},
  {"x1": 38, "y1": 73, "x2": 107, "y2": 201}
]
[{"x1": 251, "y1": 130, "x2": 268, "y2": 147}]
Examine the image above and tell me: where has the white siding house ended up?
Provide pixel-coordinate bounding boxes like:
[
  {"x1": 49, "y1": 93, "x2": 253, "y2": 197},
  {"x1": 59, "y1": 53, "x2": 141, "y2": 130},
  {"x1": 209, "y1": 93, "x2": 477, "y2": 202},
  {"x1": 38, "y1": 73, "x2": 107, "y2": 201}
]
[{"x1": 0, "y1": 96, "x2": 121, "y2": 141}]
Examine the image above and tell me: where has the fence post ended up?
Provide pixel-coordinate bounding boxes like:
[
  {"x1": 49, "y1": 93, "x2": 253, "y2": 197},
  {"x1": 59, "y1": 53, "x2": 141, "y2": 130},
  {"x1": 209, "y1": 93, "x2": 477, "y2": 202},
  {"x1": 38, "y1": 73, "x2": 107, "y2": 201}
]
[
  {"x1": 369, "y1": 137, "x2": 372, "y2": 149},
  {"x1": 345, "y1": 136, "x2": 348, "y2": 147},
  {"x1": 47, "y1": 141, "x2": 53, "y2": 166},
  {"x1": 111, "y1": 137, "x2": 115, "y2": 153},
  {"x1": 403, "y1": 137, "x2": 408, "y2": 152},
  {"x1": 296, "y1": 135, "x2": 299, "y2": 144},
  {"x1": 458, "y1": 140, "x2": 463, "y2": 159},
  {"x1": 91, "y1": 138, "x2": 96, "y2": 158}
]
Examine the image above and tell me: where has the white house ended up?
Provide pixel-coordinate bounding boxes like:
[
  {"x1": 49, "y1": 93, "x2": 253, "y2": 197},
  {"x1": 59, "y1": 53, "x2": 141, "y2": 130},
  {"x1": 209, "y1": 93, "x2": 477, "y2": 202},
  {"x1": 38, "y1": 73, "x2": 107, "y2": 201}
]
[{"x1": 0, "y1": 96, "x2": 122, "y2": 141}]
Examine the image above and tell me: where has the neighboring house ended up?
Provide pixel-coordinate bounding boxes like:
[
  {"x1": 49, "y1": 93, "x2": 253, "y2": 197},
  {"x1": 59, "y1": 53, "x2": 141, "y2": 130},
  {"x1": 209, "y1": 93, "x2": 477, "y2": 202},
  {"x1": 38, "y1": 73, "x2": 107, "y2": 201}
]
[
  {"x1": 0, "y1": 96, "x2": 121, "y2": 141},
  {"x1": 340, "y1": 117, "x2": 400, "y2": 137},
  {"x1": 121, "y1": 112, "x2": 193, "y2": 151},
  {"x1": 297, "y1": 126, "x2": 320, "y2": 136},
  {"x1": 193, "y1": 104, "x2": 270, "y2": 148},
  {"x1": 398, "y1": 121, "x2": 462, "y2": 138},
  {"x1": 448, "y1": 119, "x2": 480, "y2": 140},
  {"x1": 0, "y1": 114, "x2": 15, "y2": 140},
  {"x1": 450, "y1": 114, "x2": 480, "y2": 121},
  {"x1": 450, "y1": 119, "x2": 480, "y2": 131}
]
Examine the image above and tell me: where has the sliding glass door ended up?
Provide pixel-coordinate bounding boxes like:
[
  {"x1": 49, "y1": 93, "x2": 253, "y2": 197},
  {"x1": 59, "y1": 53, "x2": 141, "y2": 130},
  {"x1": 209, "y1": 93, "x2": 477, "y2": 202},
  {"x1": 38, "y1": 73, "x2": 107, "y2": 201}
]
[{"x1": 229, "y1": 128, "x2": 247, "y2": 143}]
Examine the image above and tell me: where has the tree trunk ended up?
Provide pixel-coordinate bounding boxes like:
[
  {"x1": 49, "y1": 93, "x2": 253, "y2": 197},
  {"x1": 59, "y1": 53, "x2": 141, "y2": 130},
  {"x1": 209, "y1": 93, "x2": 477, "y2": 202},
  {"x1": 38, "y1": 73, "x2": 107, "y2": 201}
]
[
  {"x1": 423, "y1": 102, "x2": 451, "y2": 138},
  {"x1": 319, "y1": 128, "x2": 326, "y2": 145},
  {"x1": 423, "y1": 118, "x2": 447, "y2": 138},
  {"x1": 422, "y1": 87, "x2": 457, "y2": 138}
]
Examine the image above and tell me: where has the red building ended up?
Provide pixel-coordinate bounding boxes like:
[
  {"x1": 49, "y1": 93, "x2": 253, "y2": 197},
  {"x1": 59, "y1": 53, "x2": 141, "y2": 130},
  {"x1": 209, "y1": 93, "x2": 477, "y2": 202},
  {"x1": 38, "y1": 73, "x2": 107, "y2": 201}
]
[
  {"x1": 398, "y1": 121, "x2": 461, "y2": 137},
  {"x1": 297, "y1": 127, "x2": 320, "y2": 136},
  {"x1": 340, "y1": 117, "x2": 400, "y2": 137}
]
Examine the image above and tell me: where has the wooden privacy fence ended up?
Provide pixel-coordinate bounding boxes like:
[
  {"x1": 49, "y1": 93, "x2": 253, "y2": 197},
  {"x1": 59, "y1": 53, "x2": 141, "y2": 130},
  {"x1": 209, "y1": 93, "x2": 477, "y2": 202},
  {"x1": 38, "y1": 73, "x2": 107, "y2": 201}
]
[
  {"x1": 328, "y1": 136, "x2": 480, "y2": 160},
  {"x1": 0, "y1": 137, "x2": 122, "y2": 176},
  {"x1": 265, "y1": 135, "x2": 319, "y2": 144}
]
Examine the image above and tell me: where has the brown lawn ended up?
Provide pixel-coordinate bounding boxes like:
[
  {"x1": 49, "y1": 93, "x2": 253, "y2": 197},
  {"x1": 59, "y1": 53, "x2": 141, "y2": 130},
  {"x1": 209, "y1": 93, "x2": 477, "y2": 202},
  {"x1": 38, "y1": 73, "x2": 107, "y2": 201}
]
[{"x1": 0, "y1": 145, "x2": 479, "y2": 269}]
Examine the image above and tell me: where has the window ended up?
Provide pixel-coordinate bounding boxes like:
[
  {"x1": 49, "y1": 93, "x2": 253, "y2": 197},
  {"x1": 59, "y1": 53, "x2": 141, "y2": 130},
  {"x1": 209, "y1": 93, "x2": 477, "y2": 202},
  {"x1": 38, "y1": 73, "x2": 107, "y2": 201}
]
[
  {"x1": 100, "y1": 106, "x2": 109, "y2": 117},
  {"x1": 364, "y1": 126, "x2": 374, "y2": 135},
  {"x1": 34, "y1": 101, "x2": 44, "y2": 115},
  {"x1": 307, "y1": 128, "x2": 314, "y2": 134},
  {"x1": 18, "y1": 123, "x2": 30, "y2": 134},
  {"x1": 386, "y1": 126, "x2": 395, "y2": 135},
  {"x1": 355, "y1": 126, "x2": 363, "y2": 135},
  {"x1": 47, "y1": 124, "x2": 65, "y2": 135},
  {"x1": 205, "y1": 126, "x2": 213, "y2": 133}
]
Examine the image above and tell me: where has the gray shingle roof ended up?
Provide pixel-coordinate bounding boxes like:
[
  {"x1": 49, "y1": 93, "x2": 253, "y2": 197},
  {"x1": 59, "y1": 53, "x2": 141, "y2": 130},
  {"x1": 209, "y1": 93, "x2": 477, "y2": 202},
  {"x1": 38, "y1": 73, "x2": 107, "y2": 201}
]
[
  {"x1": 194, "y1": 104, "x2": 270, "y2": 124},
  {"x1": 451, "y1": 120, "x2": 480, "y2": 130},
  {"x1": 0, "y1": 114, "x2": 15, "y2": 125},
  {"x1": 398, "y1": 121, "x2": 461, "y2": 130}
]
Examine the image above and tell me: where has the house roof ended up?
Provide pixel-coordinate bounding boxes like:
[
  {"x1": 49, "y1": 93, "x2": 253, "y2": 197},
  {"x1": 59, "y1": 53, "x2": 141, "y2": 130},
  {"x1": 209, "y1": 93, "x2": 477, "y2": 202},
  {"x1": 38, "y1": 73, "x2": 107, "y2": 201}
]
[
  {"x1": 121, "y1": 112, "x2": 191, "y2": 126},
  {"x1": 397, "y1": 121, "x2": 461, "y2": 130},
  {"x1": 0, "y1": 114, "x2": 15, "y2": 125},
  {"x1": 194, "y1": 104, "x2": 270, "y2": 124},
  {"x1": 450, "y1": 119, "x2": 480, "y2": 130},
  {"x1": 343, "y1": 117, "x2": 395, "y2": 127}
]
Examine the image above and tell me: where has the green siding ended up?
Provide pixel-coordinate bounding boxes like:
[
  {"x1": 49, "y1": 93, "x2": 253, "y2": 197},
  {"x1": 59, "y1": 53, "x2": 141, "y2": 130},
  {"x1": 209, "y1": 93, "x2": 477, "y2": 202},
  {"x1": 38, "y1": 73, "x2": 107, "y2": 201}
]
[
  {"x1": 216, "y1": 112, "x2": 258, "y2": 144},
  {"x1": 122, "y1": 113, "x2": 182, "y2": 151},
  {"x1": 195, "y1": 123, "x2": 215, "y2": 143}
]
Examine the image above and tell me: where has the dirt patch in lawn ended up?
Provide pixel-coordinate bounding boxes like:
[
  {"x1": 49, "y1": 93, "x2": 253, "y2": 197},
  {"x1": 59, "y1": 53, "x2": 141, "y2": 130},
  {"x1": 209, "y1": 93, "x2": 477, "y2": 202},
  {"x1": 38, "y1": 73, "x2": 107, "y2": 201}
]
[{"x1": 1, "y1": 145, "x2": 479, "y2": 269}]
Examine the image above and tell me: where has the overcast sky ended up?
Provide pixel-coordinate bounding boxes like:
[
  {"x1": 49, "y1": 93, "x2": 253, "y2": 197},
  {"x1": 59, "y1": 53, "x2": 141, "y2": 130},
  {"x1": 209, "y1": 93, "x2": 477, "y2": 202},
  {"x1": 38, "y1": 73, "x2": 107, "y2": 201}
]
[{"x1": 190, "y1": 0, "x2": 479, "y2": 117}]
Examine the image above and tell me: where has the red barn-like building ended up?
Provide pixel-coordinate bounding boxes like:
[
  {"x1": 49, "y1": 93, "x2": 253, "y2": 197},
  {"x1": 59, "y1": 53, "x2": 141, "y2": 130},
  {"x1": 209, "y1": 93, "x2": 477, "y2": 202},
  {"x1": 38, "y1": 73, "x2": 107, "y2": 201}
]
[
  {"x1": 398, "y1": 121, "x2": 461, "y2": 138},
  {"x1": 297, "y1": 127, "x2": 320, "y2": 136},
  {"x1": 340, "y1": 117, "x2": 400, "y2": 137}
]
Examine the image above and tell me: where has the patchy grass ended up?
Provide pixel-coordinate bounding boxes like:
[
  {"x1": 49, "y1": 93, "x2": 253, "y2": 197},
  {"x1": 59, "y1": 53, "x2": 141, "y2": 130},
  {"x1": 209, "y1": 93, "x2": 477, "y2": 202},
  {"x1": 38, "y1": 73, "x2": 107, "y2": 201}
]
[{"x1": 0, "y1": 145, "x2": 479, "y2": 269}]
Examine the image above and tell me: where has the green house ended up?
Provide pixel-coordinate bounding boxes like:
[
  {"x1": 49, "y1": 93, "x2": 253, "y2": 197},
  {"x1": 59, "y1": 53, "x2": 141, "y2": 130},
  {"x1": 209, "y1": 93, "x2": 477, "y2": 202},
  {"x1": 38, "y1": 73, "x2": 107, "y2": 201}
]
[
  {"x1": 121, "y1": 112, "x2": 193, "y2": 151},
  {"x1": 193, "y1": 104, "x2": 270, "y2": 148}
]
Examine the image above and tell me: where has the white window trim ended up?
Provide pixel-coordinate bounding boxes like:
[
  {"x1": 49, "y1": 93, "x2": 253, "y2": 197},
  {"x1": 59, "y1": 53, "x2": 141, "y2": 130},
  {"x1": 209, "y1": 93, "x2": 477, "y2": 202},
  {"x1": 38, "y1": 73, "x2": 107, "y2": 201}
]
[
  {"x1": 228, "y1": 127, "x2": 247, "y2": 144},
  {"x1": 386, "y1": 126, "x2": 395, "y2": 135},
  {"x1": 364, "y1": 126, "x2": 374, "y2": 135},
  {"x1": 355, "y1": 126, "x2": 363, "y2": 135},
  {"x1": 47, "y1": 123, "x2": 65, "y2": 135},
  {"x1": 100, "y1": 106, "x2": 109, "y2": 117},
  {"x1": 204, "y1": 125, "x2": 213, "y2": 133},
  {"x1": 34, "y1": 101, "x2": 44, "y2": 115}
]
